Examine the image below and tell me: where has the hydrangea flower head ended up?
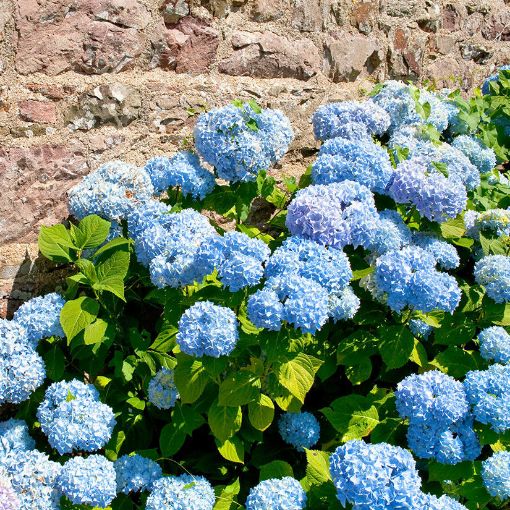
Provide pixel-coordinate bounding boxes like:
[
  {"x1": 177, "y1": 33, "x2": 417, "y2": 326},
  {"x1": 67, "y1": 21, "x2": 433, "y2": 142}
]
[
  {"x1": 422, "y1": 493, "x2": 469, "y2": 510},
  {"x1": 177, "y1": 301, "x2": 239, "y2": 357},
  {"x1": 329, "y1": 286, "x2": 361, "y2": 322},
  {"x1": 0, "y1": 320, "x2": 30, "y2": 356},
  {"x1": 194, "y1": 103, "x2": 293, "y2": 182},
  {"x1": 0, "y1": 419, "x2": 35, "y2": 455},
  {"x1": 369, "y1": 209, "x2": 412, "y2": 254},
  {"x1": 115, "y1": 454, "x2": 163, "y2": 494},
  {"x1": 247, "y1": 289, "x2": 284, "y2": 331},
  {"x1": 127, "y1": 200, "x2": 172, "y2": 241},
  {"x1": 278, "y1": 412, "x2": 320, "y2": 451},
  {"x1": 146, "y1": 474, "x2": 215, "y2": 510},
  {"x1": 481, "y1": 65, "x2": 510, "y2": 95},
  {"x1": 13, "y1": 293, "x2": 65, "y2": 345},
  {"x1": 478, "y1": 326, "x2": 510, "y2": 364},
  {"x1": 481, "y1": 451, "x2": 510, "y2": 499},
  {"x1": 0, "y1": 471, "x2": 19, "y2": 510},
  {"x1": 408, "y1": 269, "x2": 461, "y2": 313},
  {"x1": 474, "y1": 255, "x2": 510, "y2": 303},
  {"x1": 148, "y1": 368, "x2": 179, "y2": 409},
  {"x1": 68, "y1": 160, "x2": 154, "y2": 221},
  {"x1": 409, "y1": 319, "x2": 433, "y2": 340},
  {"x1": 57, "y1": 455, "x2": 116, "y2": 508},
  {"x1": 451, "y1": 135, "x2": 496, "y2": 174},
  {"x1": 412, "y1": 233, "x2": 460, "y2": 270},
  {"x1": 466, "y1": 209, "x2": 510, "y2": 238},
  {"x1": 245, "y1": 477, "x2": 307, "y2": 510}
]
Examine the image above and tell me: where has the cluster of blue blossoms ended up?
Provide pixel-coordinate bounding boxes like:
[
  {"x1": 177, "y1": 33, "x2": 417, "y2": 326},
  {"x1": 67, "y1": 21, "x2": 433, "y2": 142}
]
[
  {"x1": 465, "y1": 208, "x2": 510, "y2": 239},
  {"x1": 148, "y1": 367, "x2": 180, "y2": 409},
  {"x1": 474, "y1": 255, "x2": 510, "y2": 303},
  {"x1": 245, "y1": 476, "x2": 307, "y2": 510},
  {"x1": 278, "y1": 411, "x2": 320, "y2": 451}
]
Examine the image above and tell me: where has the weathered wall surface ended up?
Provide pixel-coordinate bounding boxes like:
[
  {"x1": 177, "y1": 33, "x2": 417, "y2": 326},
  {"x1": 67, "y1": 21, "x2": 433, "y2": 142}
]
[{"x1": 1, "y1": 0, "x2": 509, "y2": 315}]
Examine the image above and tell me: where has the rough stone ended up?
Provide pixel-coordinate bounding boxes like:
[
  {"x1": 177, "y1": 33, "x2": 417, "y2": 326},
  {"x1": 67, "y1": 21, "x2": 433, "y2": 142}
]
[
  {"x1": 351, "y1": 2, "x2": 378, "y2": 34},
  {"x1": 482, "y1": 11, "x2": 510, "y2": 41},
  {"x1": 161, "y1": 0, "x2": 190, "y2": 24},
  {"x1": 0, "y1": 145, "x2": 89, "y2": 243},
  {"x1": 425, "y1": 55, "x2": 472, "y2": 88},
  {"x1": 442, "y1": 3, "x2": 464, "y2": 31},
  {"x1": 18, "y1": 100, "x2": 58, "y2": 124},
  {"x1": 324, "y1": 32, "x2": 381, "y2": 82},
  {"x1": 251, "y1": 0, "x2": 287, "y2": 21},
  {"x1": 387, "y1": 27, "x2": 428, "y2": 79},
  {"x1": 291, "y1": 0, "x2": 324, "y2": 32},
  {"x1": 460, "y1": 43, "x2": 492, "y2": 64},
  {"x1": 219, "y1": 31, "x2": 320, "y2": 80},
  {"x1": 25, "y1": 83, "x2": 75, "y2": 101},
  {"x1": 65, "y1": 83, "x2": 141, "y2": 131},
  {"x1": 0, "y1": 0, "x2": 11, "y2": 42}
]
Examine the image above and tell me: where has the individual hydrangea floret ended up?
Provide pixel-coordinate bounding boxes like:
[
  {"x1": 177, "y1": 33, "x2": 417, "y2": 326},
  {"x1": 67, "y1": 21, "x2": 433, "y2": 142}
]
[
  {"x1": 481, "y1": 451, "x2": 510, "y2": 499},
  {"x1": 474, "y1": 255, "x2": 510, "y2": 303},
  {"x1": 148, "y1": 368, "x2": 179, "y2": 409},
  {"x1": 68, "y1": 160, "x2": 154, "y2": 221},
  {"x1": 278, "y1": 412, "x2": 320, "y2": 451},
  {"x1": 395, "y1": 370, "x2": 469, "y2": 427},
  {"x1": 312, "y1": 138, "x2": 394, "y2": 193},
  {"x1": 177, "y1": 301, "x2": 239, "y2": 358},
  {"x1": 409, "y1": 319, "x2": 433, "y2": 340},
  {"x1": 451, "y1": 135, "x2": 496, "y2": 174},
  {"x1": 329, "y1": 286, "x2": 360, "y2": 322},
  {"x1": 246, "y1": 289, "x2": 284, "y2": 331},
  {"x1": 464, "y1": 364, "x2": 510, "y2": 432},
  {"x1": 481, "y1": 65, "x2": 510, "y2": 95},
  {"x1": 115, "y1": 454, "x2": 163, "y2": 494},
  {"x1": 286, "y1": 181, "x2": 379, "y2": 249},
  {"x1": 0, "y1": 470, "x2": 19, "y2": 510},
  {"x1": 57, "y1": 455, "x2": 117, "y2": 508},
  {"x1": 194, "y1": 103, "x2": 293, "y2": 182},
  {"x1": 478, "y1": 326, "x2": 510, "y2": 364},
  {"x1": 13, "y1": 293, "x2": 65, "y2": 345},
  {"x1": 312, "y1": 100, "x2": 390, "y2": 141},
  {"x1": 37, "y1": 379, "x2": 116, "y2": 454},
  {"x1": 145, "y1": 151, "x2": 215, "y2": 198},
  {"x1": 412, "y1": 233, "x2": 460, "y2": 270},
  {"x1": 196, "y1": 232, "x2": 270, "y2": 292},
  {"x1": 0, "y1": 419, "x2": 35, "y2": 455},
  {"x1": 146, "y1": 474, "x2": 215, "y2": 510},
  {"x1": 329, "y1": 440, "x2": 423, "y2": 509},
  {"x1": 0, "y1": 449, "x2": 61, "y2": 510},
  {"x1": 245, "y1": 477, "x2": 307, "y2": 510}
]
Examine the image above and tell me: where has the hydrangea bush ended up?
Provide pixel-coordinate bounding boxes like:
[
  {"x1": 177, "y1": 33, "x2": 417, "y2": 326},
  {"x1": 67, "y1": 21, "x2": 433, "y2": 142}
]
[{"x1": 1, "y1": 69, "x2": 510, "y2": 510}]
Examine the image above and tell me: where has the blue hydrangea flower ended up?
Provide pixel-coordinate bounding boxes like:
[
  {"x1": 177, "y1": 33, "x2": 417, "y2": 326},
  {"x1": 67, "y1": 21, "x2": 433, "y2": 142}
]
[
  {"x1": 408, "y1": 270, "x2": 461, "y2": 314},
  {"x1": 286, "y1": 181, "x2": 379, "y2": 249},
  {"x1": 312, "y1": 100, "x2": 390, "y2": 141},
  {"x1": 422, "y1": 493, "x2": 469, "y2": 510},
  {"x1": 37, "y1": 379, "x2": 115, "y2": 454},
  {"x1": 329, "y1": 440, "x2": 423, "y2": 509},
  {"x1": 0, "y1": 470, "x2": 19, "y2": 510},
  {"x1": 266, "y1": 237, "x2": 352, "y2": 295},
  {"x1": 466, "y1": 209, "x2": 510, "y2": 238},
  {"x1": 278, "y1": 412, "x2": 320, "y2": 451},
  {"x1": 177, "y1": 301, "x2": 239, "y2": 357},
  {"x1": 396, "y1": 370, "x2": 469, "y2": 427},
  {"x1": 369, "y1": 209, "x2": 412, "y2": 255},
  {"x1": 388, "y1": 126, "x2": 439, "y2": 163},
  {"x1": 481, "y1": 451, "x2": 510, "y2": 499},
  {"x1": 13, "y1": 293, "x2": 65, "y2": 345},
  {"x1": 478, "y1": 326, "x2": 510, "y2": 364},
  {"x1": 148, "y1": 368, "x2": 179, "y2": 409},
  {"x1": 452, "y1": 135, "x2": 496, "y2": 174},
  {"x1": 474, "y1": 255, "x2": 510, "y2": 303},
  {"x1": 0, "y1": 419, "x2": 35, "y2": 455},
  {"x1": 0, "y1": 320, "x2": 30, "y2": 356},
  {"x1": 146, "y1": 474, "x2": 215, "y2": 510},
  {"x1": 247, "y1": 289, "x2": 284, "y2": 331},
  {"x1": 245, "y1": 477, "x2": 307, "y2": 510},
  {"x1": 464, "y1": 364, "x2": 510, "y2": 432},
  {"x1": 329, "y1": 286, "x2": 360, "y2": 322},
  {"x1": 481, "y1": 65, "x2": 510, "y2": 95},
  {"x1": 68, "y1": 160, "x2": 154, "y2": 221},
  {"x1": 412, "y1": 233, "x2": 460, "y2": 270},
  {"x1": 0, "y1": 450, "x2": 61, "y2": 510},
  {"x1": 196, "y1": 232, "x2": 270, "y2": 292},
  {"x1": 115, "y1": 454, "x2": 163, "y2": 494},
  {"x1": 388, "y1": 159, "x2": 467, "y2": 222},
  {"x1": 145, "y1": 152, "x2": 215, "y2": 198},
  {"x1": 409, "y1": 319, "x2": 433, "y2": 340},
  {"x1": 57, "y1": 455, "x2": 116, "y2": 508},
  {"x1": 194, "y1": 103, "x2": 293, "y2": 182},
  {"x1": 312, "y1": 138, "x2": 394, "y2": 193},
  {"x1": 127, "y1": 200, "x2": 172, "y2": 242}
]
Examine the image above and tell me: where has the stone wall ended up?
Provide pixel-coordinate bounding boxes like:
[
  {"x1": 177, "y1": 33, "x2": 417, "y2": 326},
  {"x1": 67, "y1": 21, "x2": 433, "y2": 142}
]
[{"x1": 1, "y1": 0, "x2": 509, "y2": 315}]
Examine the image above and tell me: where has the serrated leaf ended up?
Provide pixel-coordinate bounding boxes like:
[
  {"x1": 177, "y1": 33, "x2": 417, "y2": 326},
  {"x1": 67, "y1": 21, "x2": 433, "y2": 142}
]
[
  {"x1": 208, "y1": 399, "x2": 242, "y2": 442},
  {"x1": 216, "y1": 436, "x2": 244, "y2": 463},
  {"x1": 248, "y1": 394, "x2": 274, "y2": 431},
  {"x1": 277, "y1": 353, "x2": 322, "y2": 404},
  {"x1": 378, "y1": 326, "x2": 414, "y2": 369},
  {"x1": 160, "y1": 420, "x2": 186, "y2": 457},
  {"x1": 305, "y1": 450, "x2": 331, "y2": 485},
  {"x1": 174, "y1": 357, "x2": 210, "y2": 404},
  {"x1": 73, "y1": 215, "x2": 111, "y2": 249},
  {"x1": 38, "y1": 224, "x2": 76, "y2": 262},
  {"x1": 218, "y1": 371, "x2": 261, "y2": 407},
  {"x1": 60, "y1": 296, "x2": 99, "y2": 342},
  {"x1": 83, "y1": 318, "x2": 109, "y2": 345}
]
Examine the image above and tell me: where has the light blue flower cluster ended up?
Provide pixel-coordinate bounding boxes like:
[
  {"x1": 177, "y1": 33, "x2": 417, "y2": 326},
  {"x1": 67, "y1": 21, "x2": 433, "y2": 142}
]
[
  {"x1": 0, "y1": 470, "x2": 19, "y2": 510},
  {"x1": 194, "y1": 103, "x2": 293, "y2": 182},
  {"x1": 115, "y1": 454, "x2": 163, "y2": 494},
  {"x1": 146, "y1": 474, "x2": 215, "y2": 510},
  {"x1": 68, "y1": 160, "x2": 154, "y2": 221},
  {"x1": 127, "y1": 200, "x2": 172, "y2": 242},
  {"x1": 145, "y1": 151, "x2": 216, "y2": 198},
  {"x1": 464, "y1": 364, "x2": 510, "y2": 432},
  {"x1": 245, "y1": 477, "x2": 307, "y2": 510},
  {"x1": 286, "y1": 181, "x2": 379, "y2": 249},
  {"x1": 196, "y1": 231, "x2": 270, "y2": 292},
  {"x1": 481, "y1": 451, "x2": 510, "y2": 499},
  {"x1": 478, "y1": 326, "x2": 510, "y2": 364},
  {"x1": 37, "y1": 379, "x2": 116, "y2": 454},
  {"x1": 474, "y1": 255, "x2": 510, "y2": 303},
  {"x1": 329, "y1": 286, "x2": 361, "y2": 322},
  {"x1": 148, "y1": 368, "x2": 179, "y2": 409},
  {"x1": 0, "y1": 419, "x2": 35, "y2": 455},
  {"x1": 481, "y1": 65, "x2": 510, "y2": 95},
  {"x1": 412, "y1": 233, "x2": 460, "y2": 270},
  {"x1": 312, "y1": 100, "x2": 390, "y2": 141},
  {"x1": 0, "y1": 319, "x2": 46, "y2": 405},
  {"x1": 278, "y1": 412, "x2": 320, "y2": 451},
  {"x1": 57, "y1": 455, "x2": 117, "y2": 508},
  {"x1": 312, "y1": 138, "x2": 394, "y2": 193},
  {"x1": 176, "y1": 301, "x2": 239, "y2": 357},
  {"x1": 369, "y1": 209, "x2": 412, "y2": 255},
  {"x1": 388, "y1": 159, "x2": 467, "y2": 222},
  {"x1": 451, "y1": 135, "x2": 496, "y2": 174},
  {"x1": 465, "y1": 209, "x2": 510, "y2": 238},
  {"x1": 423, "y1": 494, "x2": 468, "y2": 509},
  {"x1": 0, "y1": 449, "x2": 61, "y2": 510},
  {"x1": 374, "y1": 246, "x2": 461, "y2": 313},
  {"x1": 12, "y1": 293, "x2": 65, "y2": 345},
  {"x1": 409, "y1": 319, "x2": 433, "y2": 340}
]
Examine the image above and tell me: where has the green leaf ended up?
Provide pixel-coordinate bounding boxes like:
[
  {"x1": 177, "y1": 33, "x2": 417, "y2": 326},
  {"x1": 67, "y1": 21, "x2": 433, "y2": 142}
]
[
  {"x1": 428, "y1": 461, "x2": 475, "y2": 482},
  {"x1": 378, "y1": 326, "x2": 414, "y2": 369},
  {"x1": 208, "y1": 399, "x2": 242, "y2": 442},
  {"x1": 305, "y1": 450, "x2": 332, "y2": 485},
  {"x1": 174, "y1": 357, "x2": 210, "y2": 404},
  {"x1": 440, "y1": 216, "x2": 466, "y2": 239},
  {"x1": 216, "y1": 436, "x2": 244, "y2": 464},
  {"x1": 83, "y1": 318, "x2": 109, "y2": 345},
  {"x1": 483, "y1": 301, "x2": 510, "y2": 326},
  {"x1": 248, "y1": 394, "x2": 275, "y2": 431},
  {"x1": 60, "y1": 296, "x2": 99, "y2": 342},
  {"x1": 96, "y1": 247, "x2": 130, "y2": 281},
  {"x1": 93, "y1": 277, "x2": 126, "y2": 301},
  {"x1": 259, "y1": 460, "x2": 294, "y2": 481},
  {"x1": 345, "y1": 358, "x2": 372, "y2": 385},
  {"x1": 160, "y1": 420, "x2": 186, "y2": 457},
  {"x1": 92, "y1": 237, "x2": 132, "y2": 259},
  {"x1": 431, "y1": 161, "x2": 449, "y2": 178},
  {"x1": 434, "y1": 315, "x2": 476, "y2": 345},
  {"x1": 337, "y1": 331, "x2": 378, "y2": 365},
  {"x1": 72, "y1": 215, "x2": 111, "y2": 249},
  {"x1": 43, "y1": 345, "x2": 65, "y2": 381},
  {"x1": 247, "y1": 99, "x2": 262, "y2": 114},
  {"x1": 218, "y1": 371, "x2": 261, "y2": 407},
  {"x1": 66, "y1": 390, "x2": 76, "y2": 402},
  {"x1": 38, "y1": 224, "x2": 76, "y2": 262},
  {"x1": 371, "y1": 418, "x2": 406, "y2": 445},
  {"x1": 432, "y1": 346, "x2": 486, "y2": 378},
  {"x1": 213, "y1": 479, "x2": 241, "y2": 510},
  {"x1": 277, "y1": 353, "x2": 323, "y2": 404}
]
